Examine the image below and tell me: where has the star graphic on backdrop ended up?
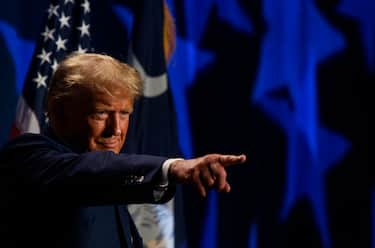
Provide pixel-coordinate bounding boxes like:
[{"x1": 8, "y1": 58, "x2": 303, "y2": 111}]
[
  {"x1": 252, "y1": 0, "x2": 350, "y2": 247},
  {"x1": 168, "y1": 37, "x2": 216, "y2": 158},
  {"x1": 168, "y1": 0, "x2": 253, "y2": 41},
  {"x1": 41, "y1": 26, "x2": 55, "y2": 42},
  {"x1": 59, "y1": 12, "x2": 71, "y2": 29},
  {"x1": 55, "y1": 35, "x2": 67, "y2": 51},
  {"x1": 339, "y1": 0, "x2": 375, "y2": 71},
  {"x1": 81, "y1": 0, "x2": 90, "y2": 14},
  {"x1": 64, "y1": 0, "x2": 75, "y2": 4},
  {"x1": 76, "y1": 44, "x2": 87, "y2": 54},
  {"x1": 47, "y1": 4, "x2": 59, "y2": 19},
  {"x1": 33, "y1": 72, "x2": 47, "y2": 88},
  {"x1": 0, "y1": 21, "x2": 35, "y2": 93},
  {"x1": 37, "y1": 49, "x2": 52, "y2": 65},
  {"x1": 171, "y1": 2, "x2": 255, "y2": 246},
  {"x1": 51, "y1": 59, "x2": 59, "y2": 73},
  {"x1": 168, "y1": 0, "x2": 255, "y2": 158},
  {"x1": 77, "y1": 21, "x2": 90, "y2": 37}
]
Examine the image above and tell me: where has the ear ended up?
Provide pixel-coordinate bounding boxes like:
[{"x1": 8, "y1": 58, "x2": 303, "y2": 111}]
[
  {"x1": 53, "y1": 102, "x2": 66, "y2": 121},
  {"x1": 49, "y1": 101, "x2": 68, "y2": 133}
]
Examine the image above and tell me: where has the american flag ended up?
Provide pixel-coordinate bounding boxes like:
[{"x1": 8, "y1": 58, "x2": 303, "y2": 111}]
[{"x1": 11, "y1": 0, "x2": 91, "y2": 136}]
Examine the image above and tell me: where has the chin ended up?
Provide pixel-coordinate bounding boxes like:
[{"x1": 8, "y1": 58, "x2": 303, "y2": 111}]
[
  {"x1": 103, "y1": 145, "x2": 122, "y2": 154},
  {"x1": 99, "y1": 147, "x2": 121, "y2": 154},
  {"x1": 88, "y1": 145, "x2": 119, "y2": 153}
]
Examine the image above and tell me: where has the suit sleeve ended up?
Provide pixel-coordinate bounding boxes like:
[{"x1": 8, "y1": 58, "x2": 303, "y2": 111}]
[{"x1": 0, "y1": 134, "x2": 175, "y2": 205}]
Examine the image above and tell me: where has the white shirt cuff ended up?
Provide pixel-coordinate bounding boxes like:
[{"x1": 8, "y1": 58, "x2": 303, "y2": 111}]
[{"x1": 160, "y1": 158, "x2": 183, "y2": 186}]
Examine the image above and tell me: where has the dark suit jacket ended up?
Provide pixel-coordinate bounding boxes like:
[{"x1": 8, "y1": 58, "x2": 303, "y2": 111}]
[{"x1": 0, "y1": 132, "x2": 175, "y2": 248}]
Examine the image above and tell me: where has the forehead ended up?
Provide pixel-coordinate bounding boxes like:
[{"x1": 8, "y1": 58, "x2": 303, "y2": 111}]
[
  {"x1": 93, "y1": 91, "x2": 132, "y2": 106},
  {"x1": 71, "y1": 85, "x2": 133, "y2": 108},
  {"x1": 79, "y1": 80, "x2": 130, "y2": 97},
  {"x1": 91, "y1": 87, "x2": 133, "y2": 106}
]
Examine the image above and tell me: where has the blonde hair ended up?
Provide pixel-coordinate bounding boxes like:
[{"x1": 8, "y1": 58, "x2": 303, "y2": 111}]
[{"x1": 47, "y1": 52, "x2": 142, "y2": 116}]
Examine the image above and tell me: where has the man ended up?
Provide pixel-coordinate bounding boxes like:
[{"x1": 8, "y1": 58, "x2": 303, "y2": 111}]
[{"x1": 0, "y1": 53, "x2": 246, "y2": 248}]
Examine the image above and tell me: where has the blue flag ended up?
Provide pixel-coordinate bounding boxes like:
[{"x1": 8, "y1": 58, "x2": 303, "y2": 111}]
[{"x1": 123, "y1": 0, "x2": 180, "y2": 247}]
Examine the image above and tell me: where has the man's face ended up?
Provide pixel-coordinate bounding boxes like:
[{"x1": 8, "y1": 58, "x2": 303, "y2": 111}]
[{"x1": 61, "y1": 87, "x2": 133, "y2": 154}]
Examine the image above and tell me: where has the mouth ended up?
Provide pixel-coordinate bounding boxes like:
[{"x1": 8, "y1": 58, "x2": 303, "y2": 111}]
[{"x1": 98, "y1": 139, "x2": 119, "y2": 148}]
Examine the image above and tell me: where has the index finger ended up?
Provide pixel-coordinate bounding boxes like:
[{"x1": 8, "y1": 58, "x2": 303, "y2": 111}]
[{"x1": 218, "y1": 154, "x2": 246, "y2": 167}]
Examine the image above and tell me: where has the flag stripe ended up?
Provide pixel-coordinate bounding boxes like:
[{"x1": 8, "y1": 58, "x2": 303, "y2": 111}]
[{"x1": 14, "y1": 95, "x2": 40, "y2": 134}]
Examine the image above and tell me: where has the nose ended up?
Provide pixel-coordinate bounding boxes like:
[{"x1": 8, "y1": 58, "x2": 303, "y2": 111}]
[{"x1": 107, "y1": 113, "x2": 121, "y2": 136}]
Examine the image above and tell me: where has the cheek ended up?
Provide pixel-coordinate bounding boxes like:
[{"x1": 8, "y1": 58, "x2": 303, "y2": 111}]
[
  {"x1": 87, "y1": 120, "x2": 106, "y2": 139},
  {"x1": 87, "y1": 123, "x2": 105, "y2": 151},
  {"x1": 119, "y1": 118, "x2": 130, "y2": 141},
  {"x1": 121, "y1": 119, "x2": 130, "y2": 137}
]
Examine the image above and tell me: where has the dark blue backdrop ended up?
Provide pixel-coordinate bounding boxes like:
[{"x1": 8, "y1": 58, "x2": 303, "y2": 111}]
[{"x1": 0, "y1": 0, "x2": 371, "y2": 247}]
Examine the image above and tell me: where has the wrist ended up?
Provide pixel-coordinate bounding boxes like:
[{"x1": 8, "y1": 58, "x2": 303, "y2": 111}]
[{"x1": 162, "y1": 158, "x2": 183, "y2": 184}]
